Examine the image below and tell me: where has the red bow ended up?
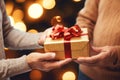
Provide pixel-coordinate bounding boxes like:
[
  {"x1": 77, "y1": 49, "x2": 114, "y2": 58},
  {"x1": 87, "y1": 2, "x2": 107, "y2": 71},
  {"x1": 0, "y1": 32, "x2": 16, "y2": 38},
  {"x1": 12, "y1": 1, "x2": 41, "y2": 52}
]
[{"x1": 50, "y1": 24, "x2": 82, "y2": 40}]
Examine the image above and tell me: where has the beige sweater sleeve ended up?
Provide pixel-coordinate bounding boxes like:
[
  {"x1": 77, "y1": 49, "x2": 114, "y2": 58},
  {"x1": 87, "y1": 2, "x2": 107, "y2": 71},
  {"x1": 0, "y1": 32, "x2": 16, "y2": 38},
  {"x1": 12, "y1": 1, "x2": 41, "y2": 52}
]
[
  {"x1": 76, "y1": 0, "x2": 99, "y2": 41},
  {"x1": 0, "y1": 55, "x2": 31, "y2": 79}
]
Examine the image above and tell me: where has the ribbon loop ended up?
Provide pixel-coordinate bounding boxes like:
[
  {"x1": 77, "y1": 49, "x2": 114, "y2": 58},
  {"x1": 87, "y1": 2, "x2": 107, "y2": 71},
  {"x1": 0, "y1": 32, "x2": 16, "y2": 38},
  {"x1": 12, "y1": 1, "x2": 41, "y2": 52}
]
[{"x1": 50, "y1": 24, "x2": 82, "y2": 40}]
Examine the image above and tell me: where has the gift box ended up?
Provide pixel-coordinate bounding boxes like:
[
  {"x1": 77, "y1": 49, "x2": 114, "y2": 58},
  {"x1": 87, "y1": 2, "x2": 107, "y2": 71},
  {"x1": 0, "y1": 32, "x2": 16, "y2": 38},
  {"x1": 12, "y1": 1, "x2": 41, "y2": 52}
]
[{"x1": 44, "y1": 25, "x2": 89, "y2": 60}]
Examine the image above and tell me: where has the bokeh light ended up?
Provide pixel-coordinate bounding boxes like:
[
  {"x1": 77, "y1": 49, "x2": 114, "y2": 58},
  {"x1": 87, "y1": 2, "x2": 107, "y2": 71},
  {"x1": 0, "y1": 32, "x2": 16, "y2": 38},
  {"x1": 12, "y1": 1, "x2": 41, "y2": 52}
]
[
  {"x1": 30, "y1": 70, "x2": 42, "y2": 80},
  {"x1": 12, "y1": 9, "x2": 24, "y2": 22},
  {"x1": 5, "y1": 1, "x2": 14, "y2": 15},
  {"x1": 28, "y1": 3, "x2": 43, "y2": 19},
  {"x1": 73, "y1": 0, "x2": 81, "y2": 2},
  {"x1": 8, "y1": 16, "x2": 15, "y2": 26},
  {"x1": 62, "y1": 71, "x2": 76, "y2": 80},
  {"x1": 14, "y1": 21, "x2": 27, "y2": 32},
  {"x1": 28, "y1": 29, "x2": 38, "y2": 33},
  {"x1": 42, "y1": 0, "x2": 56, "y2": 9},
  {"x1": 51, "y1": 16, "x2": 62, "y2": 26},
  {"x1": 4, "y1": 47, "x2": 9, "y2": 50}
]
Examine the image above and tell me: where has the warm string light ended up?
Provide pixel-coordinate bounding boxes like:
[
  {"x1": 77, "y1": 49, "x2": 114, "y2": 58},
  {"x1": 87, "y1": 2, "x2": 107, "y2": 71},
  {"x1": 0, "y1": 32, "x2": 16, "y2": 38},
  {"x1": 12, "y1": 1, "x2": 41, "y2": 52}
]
[
  {"x1": 12, "y1": 9, "x2": 24, "y2": 22},
  {"x1": 51, "y1": 15, "x2": 63, "y2": 26},
  {"x1": 8, "y1": 16, "x2": 15, "y2": 26},
  {"x1": 62, "y1": 71, "x2": 76, "y2": 80},
  {"x1": 28, "y1": 29, "x2": 38, "y2": 33},
  {"x1": 28, "y1": 3, "x2": 43, "y2": 19},
  {"x1": 6, "y1": 0, "x2": 82, "y2": 33},
  {"x1": 42, "y1": 0, "x2": 56, "y2": 9},
  {"x1": 73, "y1": 0, "x2": 81, "y2": 2},
  {"x1": 5, "y1": 1, "x2": 14, "y2": 15},
  {"x1": 30, "y1": 69, "x2": 42, "y2": 80},
  {"x1": 14, "y1": 21, "x2": 27, "y2": 32}
]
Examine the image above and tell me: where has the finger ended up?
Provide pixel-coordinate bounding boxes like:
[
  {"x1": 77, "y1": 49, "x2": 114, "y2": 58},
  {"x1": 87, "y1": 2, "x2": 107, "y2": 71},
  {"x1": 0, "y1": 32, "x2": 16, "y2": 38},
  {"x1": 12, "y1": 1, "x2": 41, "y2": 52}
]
[
  {"x1": 74, "y1": 60, "x2": 97, "y2": 66},
  {"x1": 76, "y1": 52, "x2": 104, "y2": 66},
  {"x1": 46, "y1": 58, "x2": 72, "y2": 70},
  {"x1": 77, "y1": 57, "x2": 98, "y2": 64},
  {"x1": 92, "y1": 46, "x2": 102, "y2": 53},
  {"x1": 74, "y1": 60, "x2": 80, "y2": 64},
  {"x1": 38, "y1": 52, "x2": 56, "y2": 60},
  {"x1": 57, "y1": 58, "x2": 72, "y2": 66}
]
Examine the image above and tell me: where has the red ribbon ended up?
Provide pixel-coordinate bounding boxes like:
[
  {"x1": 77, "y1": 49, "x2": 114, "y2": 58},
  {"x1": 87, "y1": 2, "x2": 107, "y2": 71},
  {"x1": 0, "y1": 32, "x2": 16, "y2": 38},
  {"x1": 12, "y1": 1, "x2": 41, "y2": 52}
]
[
  {"x1": 50, "y1": 24, "x2": 83, "y2": 58},
  {"x1": 50, "y1": 24, "x2": 82, "y2": 40}
]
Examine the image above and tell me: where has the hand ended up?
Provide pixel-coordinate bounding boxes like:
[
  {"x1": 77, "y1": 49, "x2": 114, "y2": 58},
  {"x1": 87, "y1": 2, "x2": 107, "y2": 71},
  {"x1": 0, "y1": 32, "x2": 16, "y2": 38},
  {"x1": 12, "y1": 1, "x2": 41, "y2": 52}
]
[
  {"x1": 26, "y1": 52, "x2": 72, "y2": 72},
  {"x1": 38, "y1": 27, "x2": 52, "y2": 45},
  {"x1": 74, "y1": 46, "x2": 118, "y2": 68}
]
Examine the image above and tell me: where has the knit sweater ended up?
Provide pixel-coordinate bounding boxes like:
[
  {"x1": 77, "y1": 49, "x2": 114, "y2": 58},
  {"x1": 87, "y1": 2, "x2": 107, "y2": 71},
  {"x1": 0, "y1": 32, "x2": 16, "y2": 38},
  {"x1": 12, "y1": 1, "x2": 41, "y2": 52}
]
[{"x1": 76, "y1": 0, "x2": 120, "y2": 80}]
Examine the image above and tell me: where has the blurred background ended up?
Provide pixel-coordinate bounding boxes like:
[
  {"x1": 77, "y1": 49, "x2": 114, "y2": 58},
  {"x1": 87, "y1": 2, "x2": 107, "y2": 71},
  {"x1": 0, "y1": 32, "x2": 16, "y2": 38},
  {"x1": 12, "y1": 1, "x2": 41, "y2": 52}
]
[{"x1": 4, "y1": 0, "x2": 85, "y2": 80}]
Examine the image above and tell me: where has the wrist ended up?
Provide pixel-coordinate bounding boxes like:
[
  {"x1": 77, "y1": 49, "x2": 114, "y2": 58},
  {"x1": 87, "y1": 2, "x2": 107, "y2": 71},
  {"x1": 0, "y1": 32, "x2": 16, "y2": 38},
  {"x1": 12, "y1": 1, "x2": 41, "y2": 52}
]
[
  {"x1": 38, "y1": 32, "x2": 46, "y2": 46},
  {"x1": 26, "y1": 55, "x2": 33, "y2": 69}
]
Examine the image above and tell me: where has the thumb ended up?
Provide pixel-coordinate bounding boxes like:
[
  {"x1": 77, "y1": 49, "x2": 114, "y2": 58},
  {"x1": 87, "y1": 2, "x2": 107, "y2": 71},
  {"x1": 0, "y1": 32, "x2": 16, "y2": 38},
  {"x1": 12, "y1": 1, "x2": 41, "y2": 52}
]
[
  {"x1": 39, "y1": 52, "x2": 56, "y2": 60},
  {"x1": 92, "y1": 46, "x2": 102, "y2": 53},
  {"x1": 38, "y1": 35, "x2": 47, "y2": 45}
]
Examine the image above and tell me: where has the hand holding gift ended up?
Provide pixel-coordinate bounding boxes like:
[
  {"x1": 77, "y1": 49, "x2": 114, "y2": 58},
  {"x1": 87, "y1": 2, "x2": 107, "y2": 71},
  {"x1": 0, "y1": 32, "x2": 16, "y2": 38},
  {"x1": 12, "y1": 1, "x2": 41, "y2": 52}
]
[
  {"x1": 38, "y1": 27, "x2": 53, "y2": 45},
  {"x1": 27, "y1": 52, "x2": 72, "y2": 72},
  {"x1": 75, "y1": 46, "x2": 120, "y2": 68}
]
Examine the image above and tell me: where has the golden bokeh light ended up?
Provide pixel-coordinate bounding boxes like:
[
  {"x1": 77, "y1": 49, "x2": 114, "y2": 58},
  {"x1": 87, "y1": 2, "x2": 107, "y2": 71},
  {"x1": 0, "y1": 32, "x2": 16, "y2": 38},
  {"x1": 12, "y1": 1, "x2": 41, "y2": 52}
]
[
  {"x1": 5, "y1": 1, "x2": 14, "y2": 15},
  {"x1": 30, "y1": 70, "x2": 42, "y2": 80},
  {"x1": 12, "y1": 9, "x2": 24, "y2": 22},
  {"x1": 14, "y1": 21, "x2": 27, "y2": 32},
  {"x1": 4, "y1": 47, "x2": 9, "y2": 50},
  {"x1": 8, "y1": 16, "x2": 15, "y2": 26},
  {"x1": 73, "y1": 0, "x2": 81, "y2": 2},
  {"x1": 42, "y1": 0, "x2": 56, "y2": 10},
  {"x1": 28, "y1": 29, "x2": 38, "y2": 33},
  {"x1": 28, "y1": 3, "x2": 43, "y2": 19},
  {"x1": 62, "y1": 71, "x2": 76, "y2": 80},
  {"x1": 51, "y1": 16, "x2": 63, "y2": 26}
]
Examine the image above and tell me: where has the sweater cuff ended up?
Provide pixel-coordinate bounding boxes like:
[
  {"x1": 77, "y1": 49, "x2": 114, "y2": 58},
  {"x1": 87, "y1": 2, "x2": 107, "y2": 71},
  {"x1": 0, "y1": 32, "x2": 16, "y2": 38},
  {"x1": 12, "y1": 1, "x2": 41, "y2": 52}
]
[{"x1": 8, "y1": 55, "x2": 32, "y2": 77}]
